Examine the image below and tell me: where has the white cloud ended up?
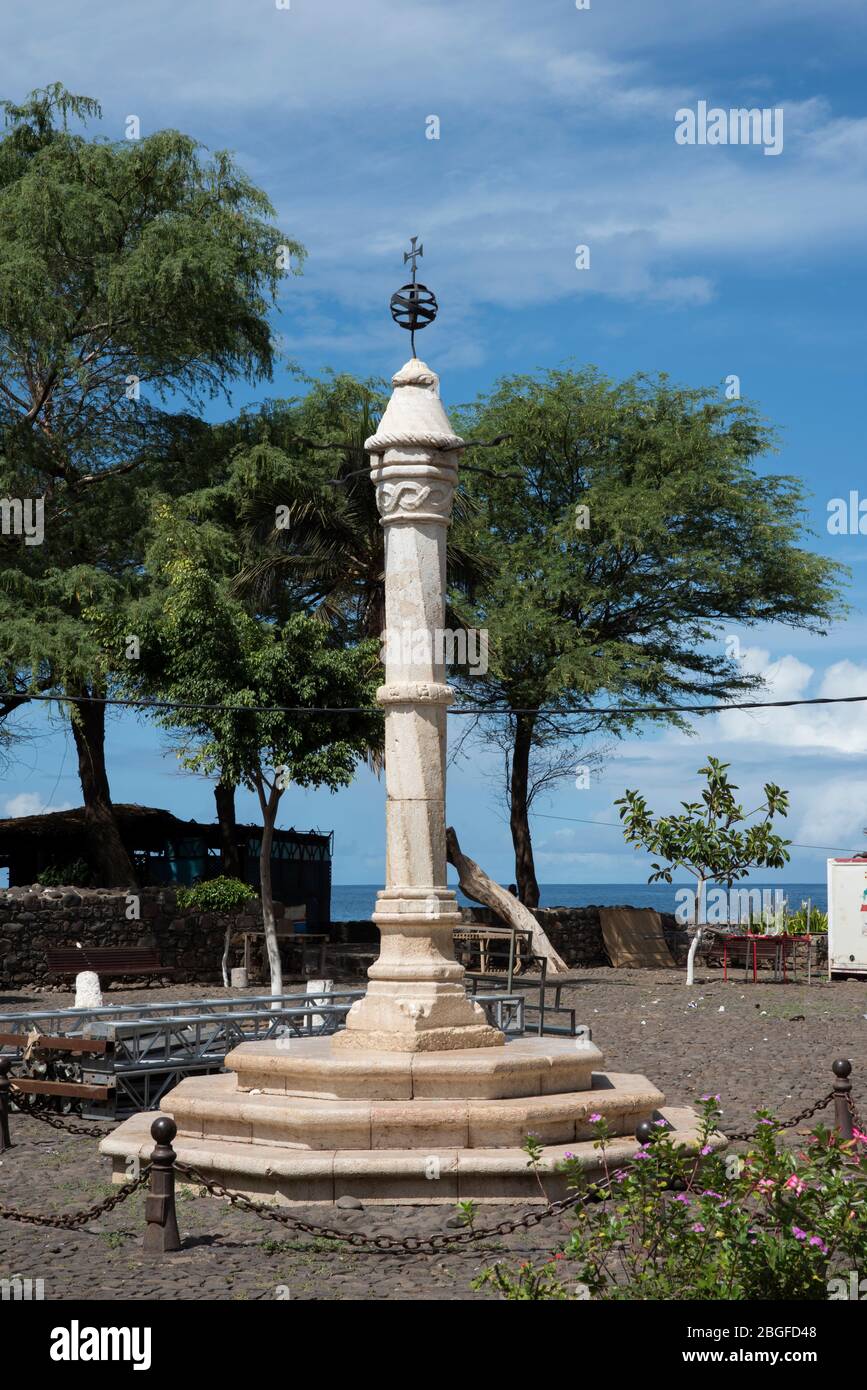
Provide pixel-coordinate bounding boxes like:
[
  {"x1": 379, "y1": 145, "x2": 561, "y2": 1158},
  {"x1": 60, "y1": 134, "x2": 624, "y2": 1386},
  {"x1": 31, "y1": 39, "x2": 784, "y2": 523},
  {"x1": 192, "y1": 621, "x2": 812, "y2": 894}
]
[
  {"x1": 2, "y1": 793, "x2": 73, "y2": 819},
  {"x1": 713, "y1": 650, "x2": 867, "y2": 756},
  {"x1": 1, "y1": 0, "x2": 864, "y2": 334},
  {"x1": 793, "y1": 778, "x2": 867, "y2": 850}
]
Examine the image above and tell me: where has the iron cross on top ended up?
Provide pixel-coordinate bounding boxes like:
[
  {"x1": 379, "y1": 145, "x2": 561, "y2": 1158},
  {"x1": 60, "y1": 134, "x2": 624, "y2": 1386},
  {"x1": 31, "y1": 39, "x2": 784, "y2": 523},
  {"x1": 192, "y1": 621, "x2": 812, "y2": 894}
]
[{"x1": 404, "y1": 236, "x2": 423, "y2": 280}]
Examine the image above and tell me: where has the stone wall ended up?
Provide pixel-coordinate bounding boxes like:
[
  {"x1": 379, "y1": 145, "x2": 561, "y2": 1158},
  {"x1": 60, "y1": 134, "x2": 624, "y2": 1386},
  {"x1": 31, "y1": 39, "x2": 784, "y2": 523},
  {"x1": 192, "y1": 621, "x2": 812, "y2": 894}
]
[
  {"x1": 461, "y1": 903, "x2": 688, "y2": 967},
  {"x1": 0, "y1": 885, "x2": 297, "y2": 990},
  {"x1": 0, "y1": 887, "x2": 693, "y2": 990}
]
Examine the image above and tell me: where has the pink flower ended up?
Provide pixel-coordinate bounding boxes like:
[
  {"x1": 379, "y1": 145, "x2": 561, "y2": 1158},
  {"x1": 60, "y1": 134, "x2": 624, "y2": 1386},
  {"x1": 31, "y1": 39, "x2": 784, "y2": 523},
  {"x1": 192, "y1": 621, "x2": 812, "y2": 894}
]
[
  {"x1": 691, "y1": 1222, "x2": 706, "y2": 1233},
  {"x1": 674, "y1": 1194, "x2": 691, "y2": 1204},
  {"x1": 785, "y1": 1175, "x2": 806, "y2": 1194},
  {"x1": 809, "y1": 1236, "x2": 828, "y2": 1254},
  {"x1": 757, "y1": 1178, "x2": 775, "y2": 1193},
  {"x1": 589, "y1": 1113, "x2": 602, "y2": 1124},
  {"x1": 700, "y1": 1145, "x2": 713, "y2": 1156},
  {"x1": 792, "y1": 1226, "x2": 807, "y2": 1241}
]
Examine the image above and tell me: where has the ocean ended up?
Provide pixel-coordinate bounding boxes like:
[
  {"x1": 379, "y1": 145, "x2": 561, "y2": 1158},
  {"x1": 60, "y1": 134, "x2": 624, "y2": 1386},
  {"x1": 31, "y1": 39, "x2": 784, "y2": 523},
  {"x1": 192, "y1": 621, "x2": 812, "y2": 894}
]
[{"x1": 330, "y1": 882, "x2": 828, "y2": 921}]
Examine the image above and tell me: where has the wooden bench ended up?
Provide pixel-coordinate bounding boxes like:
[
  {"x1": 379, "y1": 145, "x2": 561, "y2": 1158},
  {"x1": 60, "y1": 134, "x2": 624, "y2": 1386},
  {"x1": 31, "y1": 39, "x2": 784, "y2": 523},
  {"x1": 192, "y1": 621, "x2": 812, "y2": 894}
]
[{"x1": 45, "y1": 946, "x2": 175, "y2": 982}]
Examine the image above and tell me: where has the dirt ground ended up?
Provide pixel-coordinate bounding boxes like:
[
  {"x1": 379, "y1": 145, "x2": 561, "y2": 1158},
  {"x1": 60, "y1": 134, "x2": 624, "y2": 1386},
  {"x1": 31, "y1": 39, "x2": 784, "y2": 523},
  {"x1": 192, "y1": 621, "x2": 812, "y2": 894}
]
[{"x1": 1, "y1": 965, "x2": 865, "y2": 1301}]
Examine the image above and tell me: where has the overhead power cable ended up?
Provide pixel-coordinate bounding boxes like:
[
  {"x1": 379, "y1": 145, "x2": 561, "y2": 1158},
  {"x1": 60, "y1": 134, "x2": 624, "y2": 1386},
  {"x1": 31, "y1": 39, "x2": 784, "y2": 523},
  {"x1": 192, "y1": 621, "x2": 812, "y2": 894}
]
[{"x1": 1, "y1": 691, "x2": 867, "y2": 717}]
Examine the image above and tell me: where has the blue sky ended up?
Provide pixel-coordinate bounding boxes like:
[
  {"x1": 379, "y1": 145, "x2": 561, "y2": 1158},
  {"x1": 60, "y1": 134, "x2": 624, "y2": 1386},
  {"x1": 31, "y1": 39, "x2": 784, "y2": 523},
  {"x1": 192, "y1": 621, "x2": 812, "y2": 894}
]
[{"x1": 2, "y1": 0, "x2": 867, "y2": 885}]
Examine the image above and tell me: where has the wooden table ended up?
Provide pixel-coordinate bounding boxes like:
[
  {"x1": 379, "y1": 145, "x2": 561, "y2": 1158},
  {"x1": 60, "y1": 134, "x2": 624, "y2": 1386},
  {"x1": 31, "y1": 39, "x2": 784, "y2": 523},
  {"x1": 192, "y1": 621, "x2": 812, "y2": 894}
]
[{"x1": 454, "y1": 926, "x2": 534, "y2": 976}]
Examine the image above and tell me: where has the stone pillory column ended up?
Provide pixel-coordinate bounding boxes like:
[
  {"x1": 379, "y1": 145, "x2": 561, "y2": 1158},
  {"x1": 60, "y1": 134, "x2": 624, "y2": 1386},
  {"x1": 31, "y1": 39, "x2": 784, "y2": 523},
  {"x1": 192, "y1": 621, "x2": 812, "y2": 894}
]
[{"x1": 332, "y1": 356, "x2": 502, "y2": 1053}]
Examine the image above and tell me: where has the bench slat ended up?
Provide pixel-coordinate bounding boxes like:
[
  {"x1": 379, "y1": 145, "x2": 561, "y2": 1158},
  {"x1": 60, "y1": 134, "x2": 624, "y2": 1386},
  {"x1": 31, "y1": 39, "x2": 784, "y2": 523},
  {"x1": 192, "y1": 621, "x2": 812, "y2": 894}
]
[
  {"x1": 0, "y1": 1032, "x2": 109, "y2": 1055},
  {"x1": 12, "y1": 1079, "x2": 113, "y2": 1100},
  {"x1": 45, "y1": 947, "x2": 175, "y2": 977}
]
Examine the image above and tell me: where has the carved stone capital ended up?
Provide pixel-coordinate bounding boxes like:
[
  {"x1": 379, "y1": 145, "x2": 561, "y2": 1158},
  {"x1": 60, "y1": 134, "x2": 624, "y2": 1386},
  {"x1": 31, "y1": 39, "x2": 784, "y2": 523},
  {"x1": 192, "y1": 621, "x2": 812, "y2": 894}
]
[{"x1": 374, "y1": 476, "x2": 455, "y2": 525}]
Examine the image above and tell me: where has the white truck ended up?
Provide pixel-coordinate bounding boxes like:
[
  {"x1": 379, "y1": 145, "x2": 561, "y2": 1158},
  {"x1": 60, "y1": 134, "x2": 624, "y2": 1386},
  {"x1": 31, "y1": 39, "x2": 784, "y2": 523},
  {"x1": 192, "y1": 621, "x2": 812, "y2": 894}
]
[{"x1": 827, "y1": 857, "x2": 867, "y2": 979}]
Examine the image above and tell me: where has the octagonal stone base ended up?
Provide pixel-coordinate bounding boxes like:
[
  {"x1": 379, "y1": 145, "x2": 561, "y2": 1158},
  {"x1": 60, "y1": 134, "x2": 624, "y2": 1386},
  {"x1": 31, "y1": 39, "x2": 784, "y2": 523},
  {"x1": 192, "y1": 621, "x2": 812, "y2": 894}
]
[
  {"x1": 101, "y1": 1101, "x2": 722, "y2": 1206},
  {"x1": 100, "y1": 1034, "x2": 725, "y2": 1204},
  {"x1": 224, "y1": 1034, "x2": 601, "y2": 1100}
]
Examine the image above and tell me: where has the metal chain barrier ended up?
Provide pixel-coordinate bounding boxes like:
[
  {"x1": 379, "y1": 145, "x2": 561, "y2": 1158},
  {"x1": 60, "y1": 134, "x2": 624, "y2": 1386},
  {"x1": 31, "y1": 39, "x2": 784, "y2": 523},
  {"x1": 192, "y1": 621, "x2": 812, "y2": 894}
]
[
  {"x1": 174, "y1": 1082, "x2": 849, "y2": 1256},
  {"x1": 723, "y1": 1090, "x2": 836, "y2": 1145},
  {"x1": 9, "y1": 1084, "x2": 108, "y2": 1139},
  {"x1": 175, "y1": 1161, "x2": 589, "y2": 1252},
  {"x1": 846, "y1": 1093, "x2": 865, "y2": 1134},
  {"x1": 0, "y1": 1170, "x2": 150, "y2": 1230}
]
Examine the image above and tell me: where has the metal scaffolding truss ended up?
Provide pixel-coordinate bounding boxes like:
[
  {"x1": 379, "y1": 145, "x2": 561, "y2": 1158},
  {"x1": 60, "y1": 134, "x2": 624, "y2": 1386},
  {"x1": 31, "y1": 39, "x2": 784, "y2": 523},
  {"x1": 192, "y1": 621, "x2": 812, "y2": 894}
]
[
  {"x1": 1, "y1": 990, "x2": 364, "y2": 1119},
  {"x1": 0, "y1": 986, "x2": 554, "y2": 1119}
]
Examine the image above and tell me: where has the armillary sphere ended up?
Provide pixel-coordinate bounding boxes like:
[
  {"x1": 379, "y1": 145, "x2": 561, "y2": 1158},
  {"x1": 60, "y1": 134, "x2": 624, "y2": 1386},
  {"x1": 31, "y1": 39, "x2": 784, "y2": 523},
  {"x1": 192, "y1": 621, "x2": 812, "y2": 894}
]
[{"x1": 390, "y1": 236, "x2": 438, "y2": 353}]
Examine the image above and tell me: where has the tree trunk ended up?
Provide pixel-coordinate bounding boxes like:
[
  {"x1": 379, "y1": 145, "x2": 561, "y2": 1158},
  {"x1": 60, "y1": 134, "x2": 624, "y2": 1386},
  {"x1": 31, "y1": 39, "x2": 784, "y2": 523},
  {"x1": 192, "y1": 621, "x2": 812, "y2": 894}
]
[
  {"x1": 68, "y1": 693, "x2": 137, "y2": 887},
  {"x1": 446, "y1": 826, "x2": 569, "y2": 974},
  {"x1": 510, "y1": 713, "x2": 540, "y2": 908},
  {"x1": 256, "y1": 776, "x2": 283, "y2": 1003},
  {"x1": 685, "y1": 877, "x2": 706, "y2": 987},
  {"x1": 221, "y1": 922, "x2": 232, "y2": 989},
  {"x1": 214, "y1": 779, "x2": 243, "y2": 879}
]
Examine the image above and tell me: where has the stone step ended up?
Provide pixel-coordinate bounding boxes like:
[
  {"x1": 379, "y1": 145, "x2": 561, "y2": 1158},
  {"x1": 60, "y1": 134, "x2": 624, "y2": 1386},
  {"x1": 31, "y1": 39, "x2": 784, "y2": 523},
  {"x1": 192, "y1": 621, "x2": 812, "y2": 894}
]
[
  {"x1": 102, "y1": 1105, "x2": 722, "y2": 1205},
  {"x1": 225, "y1": 1034, "x2": 603, "y2": 1101},
  {"x1": 160, "y1": 1069, "x2": 664, "y2": 1151}
]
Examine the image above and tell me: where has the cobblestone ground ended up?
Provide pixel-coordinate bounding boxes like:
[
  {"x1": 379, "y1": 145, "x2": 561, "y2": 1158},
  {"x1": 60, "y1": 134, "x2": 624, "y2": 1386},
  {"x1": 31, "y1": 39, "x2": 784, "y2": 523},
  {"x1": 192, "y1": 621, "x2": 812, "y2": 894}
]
[{"x1": 1, "y1": 966, "x2": 865, "y2": 1301}]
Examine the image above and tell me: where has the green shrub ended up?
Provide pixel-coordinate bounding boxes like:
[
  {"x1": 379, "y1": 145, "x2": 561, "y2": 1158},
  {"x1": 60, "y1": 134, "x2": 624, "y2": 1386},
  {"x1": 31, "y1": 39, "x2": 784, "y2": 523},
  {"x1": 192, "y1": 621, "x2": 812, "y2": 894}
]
[
  {"x1": 175, "y1": 876, "x2": 257, "y2": 912},
  {"x1": 786, "y1": 906, "x2": 828, "y2": 935},
  {"x1": 474, "y1": 1100, "x2": 867, "y2": 1300},
  {"x1": 38, "y1": 859, "x2": 92, "y2": 887}
]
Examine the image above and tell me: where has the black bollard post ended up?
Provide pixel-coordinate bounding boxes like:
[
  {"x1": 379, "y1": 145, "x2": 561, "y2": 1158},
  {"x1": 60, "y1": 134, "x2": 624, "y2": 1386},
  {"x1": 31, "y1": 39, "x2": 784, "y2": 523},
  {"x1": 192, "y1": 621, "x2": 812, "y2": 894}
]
[
  {"x1": 635, "y1": 1119, "x2": 656, "y2": 1147},
  {"x1": 143, "y1": 1116, "x2": 181, "y2": 1255},
  {"x1": 832, "y1": 1059, "x2": 854, "y2": 1142},
  {"x1": 0, "y1": 1057, "x2": 11, "y2": 1153}
]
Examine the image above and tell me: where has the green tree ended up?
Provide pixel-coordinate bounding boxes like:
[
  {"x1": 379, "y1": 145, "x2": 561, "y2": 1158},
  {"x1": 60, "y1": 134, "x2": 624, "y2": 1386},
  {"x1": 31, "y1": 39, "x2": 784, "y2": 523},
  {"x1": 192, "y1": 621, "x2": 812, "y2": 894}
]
[
  {"x1": 226, "y1": 373, "x2": 484, "y2": 642},
  {"x1": 0, "y1": 83, "x2": 303, "y2": 883},
  {"x1": 121, "y1": 509, "x2": 380, "y2": 996},
  {"x1": 231, "y1": 374, "x2": 390, "y2": 638},
  {"x1": 616, "y1": 757, "x2": 791, "y2": 984},
  {"x1": 451, "y1": 367, "x2": 845, "y2": 906}
]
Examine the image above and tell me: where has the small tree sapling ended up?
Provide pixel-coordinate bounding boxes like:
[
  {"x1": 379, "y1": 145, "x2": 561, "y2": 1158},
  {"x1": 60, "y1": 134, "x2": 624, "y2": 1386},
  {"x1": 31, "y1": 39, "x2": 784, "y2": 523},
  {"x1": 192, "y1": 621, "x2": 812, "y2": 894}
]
[{"x1": 615, "y1": 758, "x2": 790, "y2": 985}]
